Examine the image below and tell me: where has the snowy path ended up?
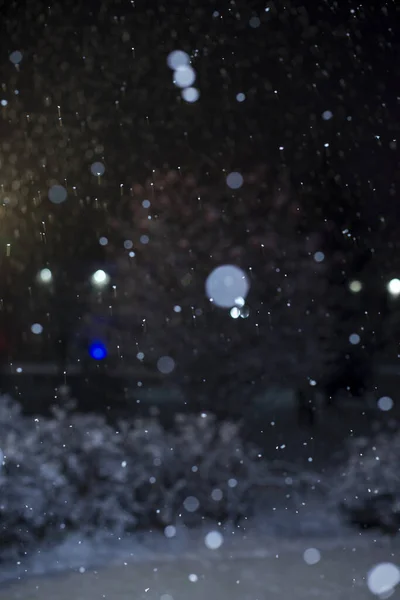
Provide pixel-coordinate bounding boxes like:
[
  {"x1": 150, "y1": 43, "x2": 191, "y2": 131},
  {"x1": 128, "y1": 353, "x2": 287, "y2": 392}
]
[{"x1": 1, "y1": 534, "x2": 399, "y2": 599}]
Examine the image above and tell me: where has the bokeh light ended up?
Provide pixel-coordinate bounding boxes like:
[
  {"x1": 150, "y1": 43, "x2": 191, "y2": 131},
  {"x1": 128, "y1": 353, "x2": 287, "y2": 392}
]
[
  {"x1": 167, "y1": 50, "x2": 190, "y2": 70},
  {"x1": 9, "y1": 50, "x2": 22, "y2": 65},
  {"x1": 182, "y1": 87, "x2": 200, "y2": 103},
  {"x1": 91, "y1": 269, "x2": 110, "y2": 287},
  {"x1": 38, "y1": 268, "x2": 52, "y2": 283},
  {"x1": 183, "y1": 496, "x2": 200, "y2": 512},
  {"x1": 204, "y1": 530, "x2": 223, "y2": 550},
  {"x1": 367, "y1": 562, "x2": 400, "y2": 596},
  {"x1": 206, "y1": 264, "x2": 250, "y2": 308},
  {"x1": 349, "y1": 280, "x2": 362, "y2": 293},
  {"x1": 377, "y1": 396, "x2": 394, "y2": 412},
  {"x1": 314, "y1": 251, "x2": 325, "y2": 263},
  {"x1": 89, "y1": 341, "x2": 107, "y2": 360},
  {"x1": 226, "y1": 171, "x2": 244, "y2": 189},
  {"x1": 349, "y1": 333, "x2": 360, "y2": 345},
  {"x1": 157, "y1": 356, "x2": 175, "y2": 374},
  {"x1": 173, "y1": 65, "x2": 196, "y2": 88},
  {"x1": 303, "y1": 547, "x2": 321, "y2": 565},
  {"x1": 90, "y1": 161, "x2": 105, "y2": 176},
  {"x1": 31, "y1": 323, "x2": 43, "y2": 335},
  {"x1": 48, "y1": 184, "x2": 68, "y2": 204},
  {"x1": 387, "y1": 278, "x2": 400, "y2": 296}
]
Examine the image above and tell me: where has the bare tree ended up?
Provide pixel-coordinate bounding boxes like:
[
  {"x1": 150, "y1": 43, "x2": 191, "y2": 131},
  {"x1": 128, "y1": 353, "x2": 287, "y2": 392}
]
[{"x1": 101, "y1": 166, "x2": 332, "y2": 420}]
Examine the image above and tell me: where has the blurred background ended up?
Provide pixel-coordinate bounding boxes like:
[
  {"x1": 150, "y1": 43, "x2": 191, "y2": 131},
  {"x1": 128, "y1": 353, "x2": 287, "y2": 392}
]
[
  {"x1": 0, "y1": 0, "x2": 398, "y2": 435},
  {"x1": 0, "y1": 0, "x2": 399, "y2": 597}
]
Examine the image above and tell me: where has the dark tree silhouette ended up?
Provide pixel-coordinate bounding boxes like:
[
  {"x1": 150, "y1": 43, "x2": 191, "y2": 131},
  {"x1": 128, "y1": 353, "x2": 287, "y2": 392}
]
[
  {"x1": 295, "y1": 148, "x2": 389, "y2": 410},
  {"x1": 101, "y1": 166, "x2": 334, "y2": 420}
]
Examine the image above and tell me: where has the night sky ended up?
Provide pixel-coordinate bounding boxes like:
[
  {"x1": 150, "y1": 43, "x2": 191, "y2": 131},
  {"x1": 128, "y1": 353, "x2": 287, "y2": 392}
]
[{"x1": 0, "y1": 0, "x2": 398, "y2": 362}]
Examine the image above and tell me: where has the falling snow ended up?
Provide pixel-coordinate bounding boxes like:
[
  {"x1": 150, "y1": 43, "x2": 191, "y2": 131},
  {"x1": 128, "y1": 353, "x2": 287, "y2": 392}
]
[
  {"x1": 205, "y1": 265, "x2": 249, "y2": 308},
  {"x1": 0, "y1": 1, "x2": 397, "y2": 598}
]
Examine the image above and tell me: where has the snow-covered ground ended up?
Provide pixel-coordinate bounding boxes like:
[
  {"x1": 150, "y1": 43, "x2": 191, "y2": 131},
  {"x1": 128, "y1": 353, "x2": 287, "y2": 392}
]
[
  {"x1": 1, "y1": 387, "x2": 399, "y2": 598},
  {"x1": 1, "y1": 525, "x2": 399, "y2": 599}
]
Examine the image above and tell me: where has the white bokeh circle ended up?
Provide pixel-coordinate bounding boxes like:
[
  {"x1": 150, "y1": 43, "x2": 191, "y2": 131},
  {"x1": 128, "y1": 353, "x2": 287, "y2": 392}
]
[{"x1": 205, "y1": 265, "x2": 249, "y2": 308}]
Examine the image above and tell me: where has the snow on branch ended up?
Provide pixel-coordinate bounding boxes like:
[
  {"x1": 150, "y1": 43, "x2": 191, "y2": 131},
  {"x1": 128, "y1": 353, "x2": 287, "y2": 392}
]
[{"x1": 0, "y1": 395, "x2": 322, "y2": 559}]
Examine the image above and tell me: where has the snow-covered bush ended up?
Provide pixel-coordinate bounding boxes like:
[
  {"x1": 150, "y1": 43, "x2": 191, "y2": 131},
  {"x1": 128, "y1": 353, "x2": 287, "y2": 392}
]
[
  {"x1": 330, "y1": 432, "x2": 400, "y2": 533},
  {"x1": 0, "y1": 395, "x2": 320, "y2": 559}
]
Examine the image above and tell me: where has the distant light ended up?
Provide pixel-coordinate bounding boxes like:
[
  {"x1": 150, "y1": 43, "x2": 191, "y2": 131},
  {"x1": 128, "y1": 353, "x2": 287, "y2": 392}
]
[
  {"x1": 322, "y1": 110, "x2": 333, "y2": 121},
  {"x1": 38, "y1": 268, "x2": 52, "y2": 283},
  {"x1": 9, "y1": 50, "x2": 23, "y2": 65},
  {"x1": 206, "y1": 264, "x2": 250, "y2": 308},
  {"x1": 173, "y1": 305, "x2": 182, "y2": 313},
  {"x1": 157, "y1": 356, "x2": 175, "y2": 374},
  {"x1": 313, "y1": 251, "x2": 325, "y2": 263},
  {"x1": 129, "y1": 251, "x2": 135, "y2": 257},
  {"x1": 99, "y1": 236, "x2": 108, "y2": 246},
  {"x1": 377, "y1": 396, "x2": 393, "y2": 412},
  {"x1": 182, "y1": 87, "x2": 200, "y2": 103},
  {"x1": 349, "y1": 280, "x2": 362, "y2": 293},
  {"x1": 230, "y1": 307, "x2": 240, "y2": 319},
  {"x1": 48, "y1": 184, "x2": 67, "y2": 204},
  {"x1": 142, "y1": 199, "x2": 151, "y2": 208},
  {"x1": 140, "y1": 235, "x2": 149, "y2": 244},
  {"x1": 31, "y1": 323, "x2": 43, "y2": 335},
  {"x1": 173, "y1": 65, "x2": 196, "y2": 88},
  {"x1": 124, "y1": 240, "x2": 133, "y2": 249},
  {"x1": 91, "y1": 269, "x2": 110, "y2": 287},
  {"x1": 137, "y1": 352, "x2": 144, "y2": 360},
  {"x1": 167, "y1": 50, "x2": 190, "y2": 70},
  {"x1": 90, "y1": 161, "x2": 105, "y2": 176},
  {"x1": 89, "y1": 341, "x2": 107, "y2": 360},
  {"x1": 236, "y1": 93, "x2": 246, "y2": 102},
  {"x1": 349, "y1": 333, "x2": 360, "y2": 345},
  {"x1": 226, "y1": 171, "x2": 243, "y2": 189},
  {"x1": 387, "y1": 278, "x2": 400, "y2": 296},
  {"x1": 1, "y1": 99, "x2": 8, "y2": 107}
]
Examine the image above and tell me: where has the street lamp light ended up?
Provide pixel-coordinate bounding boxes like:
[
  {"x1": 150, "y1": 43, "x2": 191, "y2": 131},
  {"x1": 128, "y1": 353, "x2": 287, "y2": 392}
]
[
  {"x1": 387, "y1": 278, "x2": 400, "y2": 297},
  {"x1": 91, "y1": 269, "x2": 110, "y2": 287}
]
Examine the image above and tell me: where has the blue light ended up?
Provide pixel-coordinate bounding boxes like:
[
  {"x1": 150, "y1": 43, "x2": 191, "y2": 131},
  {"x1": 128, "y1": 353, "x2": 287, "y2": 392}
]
[{"x1": 89, "y1": 341, "x2": 107, "y2": 360}]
